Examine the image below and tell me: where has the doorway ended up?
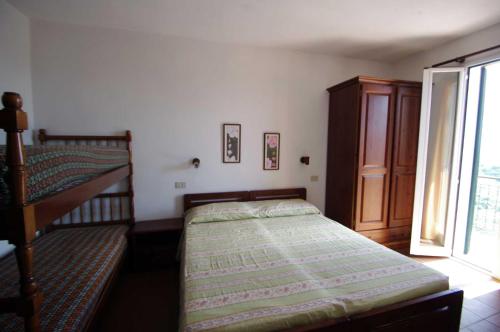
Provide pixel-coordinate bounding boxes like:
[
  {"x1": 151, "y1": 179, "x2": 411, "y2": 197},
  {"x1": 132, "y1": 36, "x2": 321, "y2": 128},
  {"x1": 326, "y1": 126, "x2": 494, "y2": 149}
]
[{"x1": 411, "y1": 58, "x2": 500, "y2": 277}]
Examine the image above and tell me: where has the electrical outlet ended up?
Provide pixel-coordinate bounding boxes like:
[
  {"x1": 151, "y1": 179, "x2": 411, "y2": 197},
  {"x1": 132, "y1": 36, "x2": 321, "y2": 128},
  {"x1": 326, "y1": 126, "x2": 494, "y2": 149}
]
[
  {"x1": 175, "y1": 182, "x2": 186, "y2": 189},
  {"x1": 310, "y1": 175, "x2": 319, "y2": 182}
]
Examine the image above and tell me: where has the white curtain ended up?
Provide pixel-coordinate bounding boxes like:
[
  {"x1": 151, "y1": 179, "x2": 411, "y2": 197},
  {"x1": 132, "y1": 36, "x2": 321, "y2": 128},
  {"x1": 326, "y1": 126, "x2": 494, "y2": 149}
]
[{"x1": 420, "y1": 75, "x2": 458, "y2": 246}]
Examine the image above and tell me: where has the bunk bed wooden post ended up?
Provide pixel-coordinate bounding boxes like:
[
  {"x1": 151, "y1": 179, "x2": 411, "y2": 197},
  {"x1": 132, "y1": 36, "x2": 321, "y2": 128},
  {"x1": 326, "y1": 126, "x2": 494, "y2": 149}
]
[
  {"x1": 125, "y1": 130, "x2": 135, "y2": 225},
  {"x1": 0, "y1": 92, "x2": 42, "y2": 332}
]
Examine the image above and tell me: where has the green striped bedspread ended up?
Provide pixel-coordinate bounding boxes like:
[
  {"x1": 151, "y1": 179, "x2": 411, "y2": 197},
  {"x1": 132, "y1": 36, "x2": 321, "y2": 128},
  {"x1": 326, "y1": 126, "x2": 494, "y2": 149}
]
[{"x1": 180, "y1": 214, "x2": 449, "y2": 331}]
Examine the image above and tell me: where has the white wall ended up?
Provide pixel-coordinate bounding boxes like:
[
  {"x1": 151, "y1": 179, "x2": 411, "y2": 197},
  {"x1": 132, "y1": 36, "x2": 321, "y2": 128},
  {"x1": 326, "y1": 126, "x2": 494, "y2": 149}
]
[
  {"x1": 0, "y1": 0, "x2": 32, "y2": 257},
  {"x1": 30, "y1": 19, "x2": 393, "y2": 220},
  {"x1": 0, "y1": 0, "x2": 33, "y2": 143},
  {"x1": 394, "y1": 22, "x2": 500, "y2": 80}
]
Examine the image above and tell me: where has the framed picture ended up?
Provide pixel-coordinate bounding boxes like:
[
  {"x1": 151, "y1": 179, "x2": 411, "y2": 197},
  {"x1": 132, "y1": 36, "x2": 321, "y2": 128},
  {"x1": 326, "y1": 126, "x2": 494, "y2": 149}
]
[
  {"x1": 263, "y1": 132, "x2": 280, "y2": 170},
  {"x1": 222, "y1": 124, "x2": 241, "y2": 163}
]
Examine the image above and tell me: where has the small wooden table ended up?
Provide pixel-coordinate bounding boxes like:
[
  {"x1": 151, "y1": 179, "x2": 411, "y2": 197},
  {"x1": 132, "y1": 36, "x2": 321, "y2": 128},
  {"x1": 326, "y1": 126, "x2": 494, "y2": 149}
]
[{"x1": 130, "y1": 218, "x2": 184, "y2": 270}]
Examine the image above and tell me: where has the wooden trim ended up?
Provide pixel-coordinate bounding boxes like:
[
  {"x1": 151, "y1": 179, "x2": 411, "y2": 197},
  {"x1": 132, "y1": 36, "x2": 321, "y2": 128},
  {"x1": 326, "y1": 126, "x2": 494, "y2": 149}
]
[
  {"x1": 82, "y1": 248, "x2": 127, "y2": 332},
  {"x1": 327, "y1": 76, "x2": 421, "y2": 93},
  {"x1": 249, "y1": 188, "x2": 306, "y2": 201},
  {"x1": 283, "y1": 289, "x2": 462, "y2": 332},
  {"x1": 49, "y1": 221, "x2": 130, "y2": 230},
  {"x1": 183, "y1": 188, "x2": 307, "y2": 212},
  {"x1": 349, "y1": 288, "x2": 463, "y2": 332},
  {"x1": 94, "y1": 192, "x2": 130, "y2": 198},
  {"x1": 126, "y1": 130, "x2": 136, "y2": 226},
  {"x1": 1, "y1": 92, "x2": 41, "y2": 332},
  {"x1": 357, "y1": 76, "x2": 422, "y2": 87},
  {"x1": 358, "y1": 226, "x2": 411, "y2": 244},
  {"x1": 184, "y1": 191, "x2": 250, "y2": 212},
  {"x1": 132, "y1": 218, "x2": 184, "y2": 235},
  {"x1": 38, "y1": 129, "x2": 129, "y2": 143},
  {"x1": 0, "y1": 93, "x2": 29, "y2": 220},
  {"x1": 288, "y1": 317, "x2": 350, "y2": 332}
]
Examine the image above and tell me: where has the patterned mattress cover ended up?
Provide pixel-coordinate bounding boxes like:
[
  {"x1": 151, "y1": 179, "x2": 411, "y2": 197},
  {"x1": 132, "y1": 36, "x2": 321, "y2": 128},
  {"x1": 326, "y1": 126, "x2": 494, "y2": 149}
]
[
  {"x1": 0, "y1": 145, "x2": 129, "y2": 206},
  {"x1": 180, "y1": 201, "x2": 449, "y2": 332},
  {"x1": 0, "y1": 225, "x2": 128, "y2": 332}
]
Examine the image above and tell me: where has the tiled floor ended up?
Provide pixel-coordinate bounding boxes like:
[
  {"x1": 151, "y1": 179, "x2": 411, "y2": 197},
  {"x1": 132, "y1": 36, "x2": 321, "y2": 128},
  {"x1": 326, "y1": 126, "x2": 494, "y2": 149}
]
[
  {"x1": 413, "y1": 256, "x2": 500, "y2": 331},
  {"x1": 94, "y1": 267, "x2": 179, "y2": 332}
]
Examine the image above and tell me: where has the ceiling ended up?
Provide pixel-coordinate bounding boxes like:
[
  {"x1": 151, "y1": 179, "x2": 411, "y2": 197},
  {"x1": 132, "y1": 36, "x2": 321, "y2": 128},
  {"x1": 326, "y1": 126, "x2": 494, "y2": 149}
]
[{"x1": 9, "y1": 0, "x2": 500, "y2": 62}]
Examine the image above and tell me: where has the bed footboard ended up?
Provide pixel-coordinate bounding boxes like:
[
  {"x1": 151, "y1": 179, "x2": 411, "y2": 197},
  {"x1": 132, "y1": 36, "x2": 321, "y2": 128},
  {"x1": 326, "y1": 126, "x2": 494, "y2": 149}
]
[{"x1": 289, "y1": 289, "x2": 463, "y2": 332}]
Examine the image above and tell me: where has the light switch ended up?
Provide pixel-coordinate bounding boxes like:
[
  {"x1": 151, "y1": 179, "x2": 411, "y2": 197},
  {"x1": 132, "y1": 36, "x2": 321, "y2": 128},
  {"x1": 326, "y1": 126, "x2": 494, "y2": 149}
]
[
  {"x1": 310, "y1": 175, "x2": 319, "y2": 182},
  {"x1": 175, "y1": 182, "x2": 186, "y2": 189}
]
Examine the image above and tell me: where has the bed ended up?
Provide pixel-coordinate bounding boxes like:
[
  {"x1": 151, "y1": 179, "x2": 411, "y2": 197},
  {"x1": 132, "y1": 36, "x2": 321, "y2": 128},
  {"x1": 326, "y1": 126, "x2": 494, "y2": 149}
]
[
  {"x1": 0, "y1": 225, "x2": 128, "y2": 331},
  {"x1": 181, "y1": 188, "x2": 463, "y2": 332},
  {"x1": 0, "y1": 92, "x2": 135, "y2": 332}
]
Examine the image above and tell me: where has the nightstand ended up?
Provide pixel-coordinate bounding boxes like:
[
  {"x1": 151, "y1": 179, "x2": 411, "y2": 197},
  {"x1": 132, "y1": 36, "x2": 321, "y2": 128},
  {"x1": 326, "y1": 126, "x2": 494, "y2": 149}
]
[{"x1": 131, "y1": 218, "x2": 184, "y2": 270}]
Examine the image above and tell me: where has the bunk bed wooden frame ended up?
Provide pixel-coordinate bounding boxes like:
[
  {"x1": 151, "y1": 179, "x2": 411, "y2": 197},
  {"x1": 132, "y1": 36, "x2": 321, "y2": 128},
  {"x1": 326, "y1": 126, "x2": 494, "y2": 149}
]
[
  {"x1": 183, "y1": 188, "x2": 464, "y2": 332},
  {"x1": 0, "y1": 92, "x2": 135, "y2": 332}
]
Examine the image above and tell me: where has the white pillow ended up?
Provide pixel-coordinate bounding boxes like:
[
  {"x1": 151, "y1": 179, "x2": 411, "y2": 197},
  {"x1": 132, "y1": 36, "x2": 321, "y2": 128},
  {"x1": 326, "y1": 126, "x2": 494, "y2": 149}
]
[{"x1": 185, "y1": 199, "x2": 320, "y2": 224}]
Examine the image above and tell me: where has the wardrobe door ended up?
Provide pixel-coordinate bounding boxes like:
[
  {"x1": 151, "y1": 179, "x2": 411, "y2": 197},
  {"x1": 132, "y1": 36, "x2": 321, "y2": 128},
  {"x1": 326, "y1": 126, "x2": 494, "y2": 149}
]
[
  {"x1": 325, "y1": 83, "x2": 360, "y2": 228},
  {"x1": 355, "y1": 84, "x2": 396, "y2": 231},
  {"x1": 389, "y1": 86, "x2": 421, "y2": 228}
]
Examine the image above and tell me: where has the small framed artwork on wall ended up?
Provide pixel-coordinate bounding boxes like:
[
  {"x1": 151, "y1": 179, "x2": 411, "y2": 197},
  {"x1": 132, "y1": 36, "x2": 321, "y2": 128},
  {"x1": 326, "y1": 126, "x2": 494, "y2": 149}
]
[
  {"x1": 263, "y1": 132, "x2": 280, "y2": 170},
  {"x1": 222, "y1": 123, "x2": 241, "y2": 163}
]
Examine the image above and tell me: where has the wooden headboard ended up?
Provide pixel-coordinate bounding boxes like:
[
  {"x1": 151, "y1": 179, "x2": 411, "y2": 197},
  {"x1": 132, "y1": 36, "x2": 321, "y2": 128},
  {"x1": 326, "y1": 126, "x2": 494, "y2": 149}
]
[
  {"x1": 183, "y1": 188, "x2": 306, "y2": 212},
  {"x1": 249, "y1": 188, "x2": 306, "y2": 201}
]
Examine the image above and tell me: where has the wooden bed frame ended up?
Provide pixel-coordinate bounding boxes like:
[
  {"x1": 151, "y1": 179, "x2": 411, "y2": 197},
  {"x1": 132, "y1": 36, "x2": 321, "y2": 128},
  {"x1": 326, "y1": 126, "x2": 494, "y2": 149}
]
[
  {"x1": 183, "y1": 187, "x2": 306, "y2": 212},
  {"x1": 0, "y1": 92, "x2": 135, "y2": 332},
  {"x1": 183, "y1": 188, "x2": 463, "y2": 332}
]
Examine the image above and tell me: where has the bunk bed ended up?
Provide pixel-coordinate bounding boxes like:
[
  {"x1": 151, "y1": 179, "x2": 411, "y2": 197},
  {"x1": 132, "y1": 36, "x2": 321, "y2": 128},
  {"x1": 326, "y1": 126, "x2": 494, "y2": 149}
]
[
  {"x1": 181, "y1": 188, "x2": 464, "y2": 332},
  {"x1": 0, "y1": 92, "x2": 135, "y2": 332}
]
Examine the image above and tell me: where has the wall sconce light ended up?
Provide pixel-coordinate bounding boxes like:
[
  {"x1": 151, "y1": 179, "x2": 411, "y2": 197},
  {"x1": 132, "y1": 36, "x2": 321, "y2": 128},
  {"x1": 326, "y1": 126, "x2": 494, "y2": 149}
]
[
  {"x1": 192, "y1": 158, "x2": 200, "y2": 168},
  {"x1": 300, "y1": 156, "x2": 310, "y2": 165}
]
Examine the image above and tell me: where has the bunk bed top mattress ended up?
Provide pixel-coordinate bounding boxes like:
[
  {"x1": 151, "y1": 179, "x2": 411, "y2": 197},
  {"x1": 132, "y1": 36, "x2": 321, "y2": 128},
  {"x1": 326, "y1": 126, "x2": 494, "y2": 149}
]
[
  {"x1": 180, "y1": 206, "x2": 449, "y2": 332},
  {"x1": 0, "y1": 145, "x2": 129, "y2": 205},
  {"x1": 0, "y1": 225, "x2": 128, "y2": 332}
]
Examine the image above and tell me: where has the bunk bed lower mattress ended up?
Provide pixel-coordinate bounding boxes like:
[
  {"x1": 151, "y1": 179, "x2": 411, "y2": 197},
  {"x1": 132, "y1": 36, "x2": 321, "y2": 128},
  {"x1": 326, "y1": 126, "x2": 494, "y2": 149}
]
[
  {"x1": 0, "y1": 225, "x2": 128, "y2": 332},
  {"x1": 0, "y1": 145, "x2": 129, "y2": 206}
]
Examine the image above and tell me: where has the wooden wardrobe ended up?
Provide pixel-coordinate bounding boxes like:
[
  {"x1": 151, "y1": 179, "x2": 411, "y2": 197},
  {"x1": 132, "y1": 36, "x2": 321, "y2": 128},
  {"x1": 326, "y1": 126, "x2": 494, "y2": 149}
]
[{"x1": 325, "y1": 76, "x2": 421, "y2": 253}]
